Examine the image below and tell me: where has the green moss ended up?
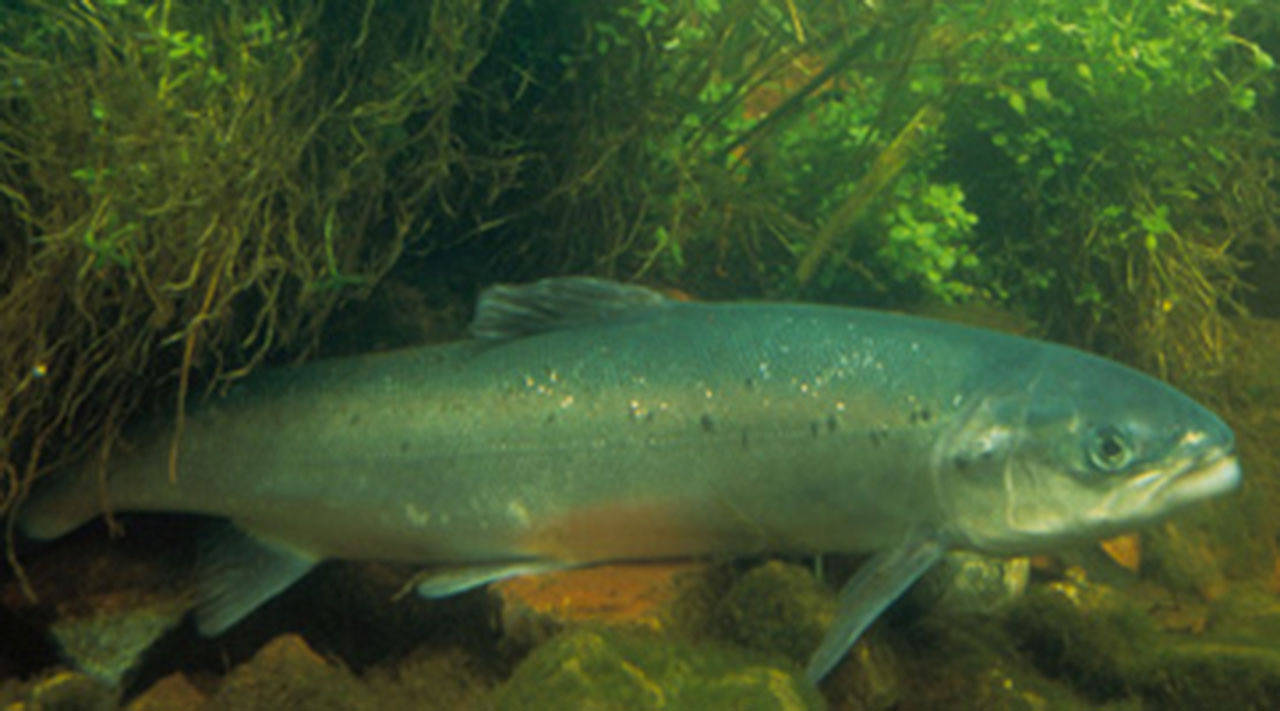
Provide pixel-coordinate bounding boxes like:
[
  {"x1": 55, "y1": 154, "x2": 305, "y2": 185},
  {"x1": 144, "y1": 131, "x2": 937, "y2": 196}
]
[
  {"x1": 1004, "y1": 583, "x2": 1156, "y2": 701},
  {"x1": 0, "y1": 670, "x2": 117, "y2": 711},
  {"x1": 492, "y1": 626, "x2": 824, "y2": 711},
  {"x1": 1003, "y1": 576, "x2": 1280, "y2": 708},
  {"x1": 1146, "y1": 641, "x2": 1280, "y2": 709},
  {"x1": 713, "y1": 561, "x2": 836, "y2": 665}
]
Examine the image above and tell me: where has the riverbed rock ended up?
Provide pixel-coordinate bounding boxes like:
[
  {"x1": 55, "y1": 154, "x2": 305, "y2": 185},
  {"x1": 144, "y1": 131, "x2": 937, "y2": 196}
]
[
  {"x1": 714, "y1": 560, "x2": 835, "y2": 665},
  {"x1": 492, "y1": 562, "x2": 715, "y2": 649},
  {"x1": 202, "y1": 633, "x2": 375, "y2": 711},
  {"x1": 492, "y1": 626, "x2": 823, "y2": 711},
  {"x1": 0, "y1": 669, "x2": 117, "y2": 711},
  {"x1": 126, "y1": 672, "x2": 207, "y2": 711}
]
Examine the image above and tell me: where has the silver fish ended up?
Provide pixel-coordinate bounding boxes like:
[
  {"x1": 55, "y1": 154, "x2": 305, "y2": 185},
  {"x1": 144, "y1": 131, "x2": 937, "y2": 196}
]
[{"x1": 20, "y1": 277, "x2": 1241, "y2": 683}]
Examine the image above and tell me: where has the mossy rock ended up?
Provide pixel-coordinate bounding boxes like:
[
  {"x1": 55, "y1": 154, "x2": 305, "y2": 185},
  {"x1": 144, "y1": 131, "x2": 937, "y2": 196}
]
[
  {"x1": 1004, "y1": 581, "x2": 1156, "y2": 701},
  {"x1": 713, "y1": 560, "x2": 836, "y2": 665},
  {"x1": 203, "y1": 634, "x2": 376, "y2": 711},
  {"x1": 1005, "y1": 578, "x2": 1280, "y2": 708},
  {"x1": 0, "y1": 670, "x2": 117, "y2": 711},
  {"x1": 491, "y1": 626, "x2": 823, "y2": 711},
  {"x1": 1145, "y1": 640, "x2": 1280, "y2": 709}
]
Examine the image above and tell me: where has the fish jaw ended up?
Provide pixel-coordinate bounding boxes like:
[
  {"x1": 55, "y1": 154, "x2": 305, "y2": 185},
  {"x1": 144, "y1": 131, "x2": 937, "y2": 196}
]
[{"x1": 1088, "y1": 448, "x2": 1240, "y2": 528}]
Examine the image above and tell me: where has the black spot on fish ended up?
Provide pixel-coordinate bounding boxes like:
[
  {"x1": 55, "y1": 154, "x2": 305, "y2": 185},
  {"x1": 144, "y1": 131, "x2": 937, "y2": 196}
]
[
  {"x1": 545, "y1": 412, "x2": 556, "y2": 424},
  {"x1": 953, "y1": 455, "x2": 969, "y2": 471},
  {"x1": 869, "y1": 426, "x2": 888, "y2": 447},
  {"x1": 826, "y1": 414, "x2": 838, "y2": 433},
  {"x1": 400, "y1": 441, "x2": 411, "y2": 453},
  {"x1": 907, "y1": 407, "x2": 934, "y2": 426},
  {"x1": 741, "y1": 429, "x2": 750, "y2": 450},
  {"x1": 744, "y1": 377, "x2": 755, "y2": 390},
  {"x1": 700, "y1": 414, "x2": 715, "y2": 433}
]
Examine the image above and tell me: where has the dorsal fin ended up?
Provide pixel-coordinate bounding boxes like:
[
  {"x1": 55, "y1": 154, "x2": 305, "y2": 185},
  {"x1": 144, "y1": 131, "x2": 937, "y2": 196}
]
[{"x1": 469, "y1": 276, "x2": 672, "y2": 340}]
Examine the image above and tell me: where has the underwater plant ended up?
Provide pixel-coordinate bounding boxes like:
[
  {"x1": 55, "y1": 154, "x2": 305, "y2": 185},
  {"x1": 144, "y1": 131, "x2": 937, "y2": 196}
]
[{"x1": 0, "y1": 0, "x2": 521, "y2": 584}]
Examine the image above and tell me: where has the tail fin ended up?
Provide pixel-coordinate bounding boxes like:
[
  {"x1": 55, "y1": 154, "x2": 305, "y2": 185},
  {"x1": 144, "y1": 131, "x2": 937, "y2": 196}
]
[{"x1": 18, "y1": 465, "x2": 102, "y2": 540}]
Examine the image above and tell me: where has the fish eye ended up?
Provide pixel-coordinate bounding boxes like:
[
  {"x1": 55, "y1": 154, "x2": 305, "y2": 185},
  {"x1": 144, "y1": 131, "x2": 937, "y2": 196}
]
[{"x1": 1087, "y1": 426, "x2": 1132, "y2": 471}]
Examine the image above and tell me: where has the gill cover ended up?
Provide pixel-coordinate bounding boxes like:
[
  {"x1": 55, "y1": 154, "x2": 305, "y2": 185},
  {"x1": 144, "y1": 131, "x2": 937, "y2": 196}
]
[{"x1": 933, "y1": 347, "x2": 1239, "y2": 554}]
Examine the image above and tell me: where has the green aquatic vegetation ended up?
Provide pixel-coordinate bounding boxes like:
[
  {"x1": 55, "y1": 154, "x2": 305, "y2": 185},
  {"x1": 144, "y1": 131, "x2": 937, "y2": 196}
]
[
  {"x1": 1003, "y1": 578, "x2": 1280, "y2": 708},
  {"x1": 543, "y1": 0, "x2": 1274, "y2": 347},
  {"x1": 493, "y1": 626, "x2": 824, "y2": 710},
  {"x1": 876, "y1": 180, "x2": 980, "y2": 301},
  {"x1": 937, "y1": 0, "x2": 1276, "y2": 380},
  {"x1": 0, "y1": 0, "x2": 522, "y2": 587},
  {"x1": 542, "y1": 1, "x2": 989, "y2": 303}
]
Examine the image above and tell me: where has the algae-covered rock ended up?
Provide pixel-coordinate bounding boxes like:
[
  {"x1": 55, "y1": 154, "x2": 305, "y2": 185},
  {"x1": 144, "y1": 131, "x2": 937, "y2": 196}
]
[
  {"x1": 3, "y1": 523, "x2": 195, "y2": 688},
  {"x1": 1147, "y1": 639, "x2": 1280, "y2": 709},
  {"x1": 1, "y1": 669, "x2": 117, "y2": 711},
  {"x1": 47, "y1": 593, "x2": 191, "y2": 689},
  {"x1": 931, "y1": 663, "x2": 1128, "y2": 711},
  {"x1": 126, "y1": 673, "x2": 207, "y2": 711},
  {"x1": 1004, "y1": 574, "x2": 1155, "y2": 700},
  {"x1": 817, "y1": 640, "x2": 901, "y2": 711},
  {"x1": 1141, "y1": 522, "x2": 1231, "y2": 600},
  {"x1": 912, "y1": 551, "x2": 1030, "y2": 618},
  {"x1": 203, "y1": 633, "x2": 375, "y2": 711},
  {"x1": 1003, "y1": 569, "x2": 1280, "y2": 708},
  {"x1": 714, "y1": 561, "x2": 836, "y2": 665},
  {"x1": 712, "y1": 560, "x2": 906, "y2": 707},
  {"x1": 1137, "y1": 585, "x2": 1280, "y2": 709},
  {"x1": 491, "y1": 626, "x2": 823, "y2": 711},
  {"x1": 361, "y1": 647, "x2": 493, "y2": 711}
]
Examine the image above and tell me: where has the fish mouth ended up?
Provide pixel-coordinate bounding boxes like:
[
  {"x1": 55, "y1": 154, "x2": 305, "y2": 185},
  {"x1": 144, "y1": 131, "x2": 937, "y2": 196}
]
[
  {"x1": 1163, "y1": 451, "x2": 1241, "y2": 504},
  {"x1": 1119, "y1": 447, "x2": 1241, "y2": 516}
]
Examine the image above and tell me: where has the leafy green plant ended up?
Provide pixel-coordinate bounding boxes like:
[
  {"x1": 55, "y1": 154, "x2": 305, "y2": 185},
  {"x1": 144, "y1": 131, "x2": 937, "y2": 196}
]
[
  {"x1": 877, "y1": 180, "x2": 979, "y2": 301},
  {"x1": 540, "y1": 0, "x2": 1274, "y2": 382},
  {"x1": 936, "y1": 0, "x2": 1275, "y2": 378},
  {"x1": 548, "y1": 1, "x2": 987, "y2": 303}
]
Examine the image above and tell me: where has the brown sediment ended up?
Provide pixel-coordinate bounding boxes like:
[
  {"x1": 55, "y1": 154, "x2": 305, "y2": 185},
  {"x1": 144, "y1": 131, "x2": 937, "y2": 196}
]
[{"x1": 493, "y1": 562, "x2": 707, "y2": 631}]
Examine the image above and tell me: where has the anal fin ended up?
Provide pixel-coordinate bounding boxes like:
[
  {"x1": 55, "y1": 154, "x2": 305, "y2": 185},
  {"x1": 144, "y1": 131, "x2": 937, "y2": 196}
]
[
  {"x1": 804, "y1": 536, "x2": 944, "y2": 684},
  {"x1": 413, "y1": 560, "x2": 576, "y2": 598},
  {"x1": 194, "y1": 523, "x2": 320, "y2": 636}
]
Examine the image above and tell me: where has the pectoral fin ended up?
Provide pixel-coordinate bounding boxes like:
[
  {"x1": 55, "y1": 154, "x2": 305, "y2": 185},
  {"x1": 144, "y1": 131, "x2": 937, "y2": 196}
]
[
  {"x1": 413, "y1": 560, "x2": 577, "y2": 598},
  {"x1": 194, "y1": 524, "x2": 320, "y2": 636},
  {"x1": 804, "y1": 536, "x2": 944, "y2": 684}
]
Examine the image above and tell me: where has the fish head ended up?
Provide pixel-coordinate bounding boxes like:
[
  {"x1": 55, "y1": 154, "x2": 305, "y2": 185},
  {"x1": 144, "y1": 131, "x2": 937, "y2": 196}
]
[{"x1": 934, "y1": 347, "x2": 1240, "y2": 554}]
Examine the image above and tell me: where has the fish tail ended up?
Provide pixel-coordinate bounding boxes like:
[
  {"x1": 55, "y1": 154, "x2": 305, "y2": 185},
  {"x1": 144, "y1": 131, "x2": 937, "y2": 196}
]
[{"x1": 18, "y1": 465, "x2": 101, "y2": 540}]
